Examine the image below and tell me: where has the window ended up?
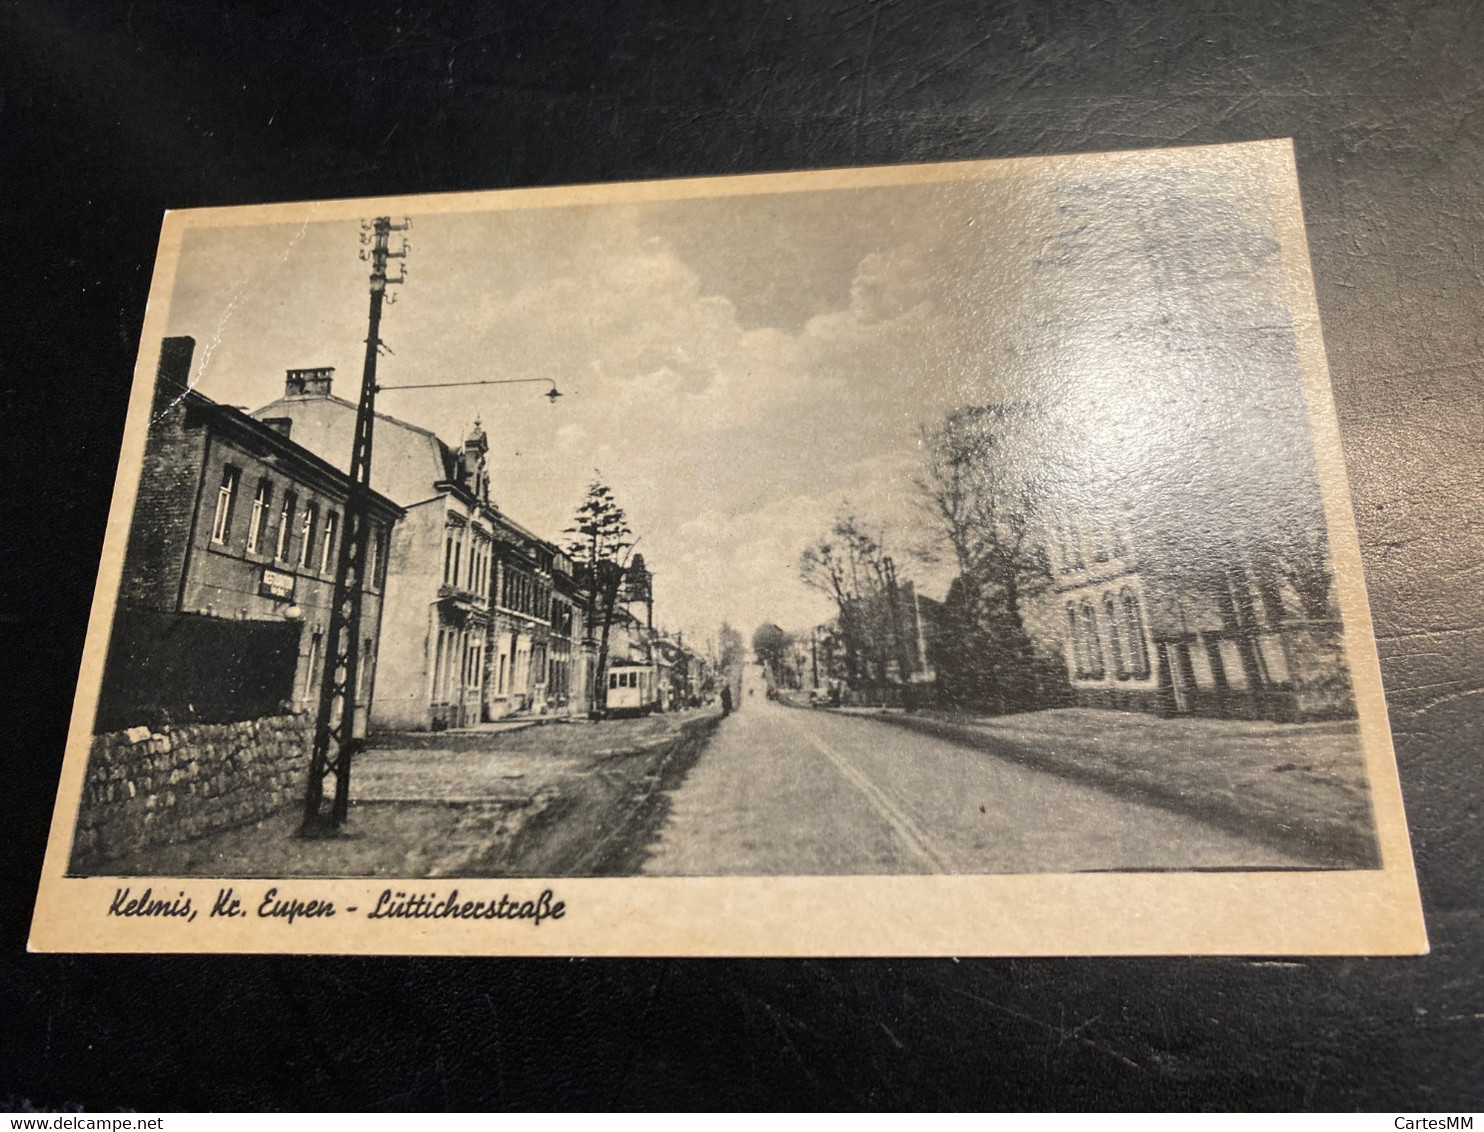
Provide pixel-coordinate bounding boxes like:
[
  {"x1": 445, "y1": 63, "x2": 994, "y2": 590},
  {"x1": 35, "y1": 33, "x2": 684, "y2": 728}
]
[
  {"x1": 359, "y1": 637, "x2": 375, "y2": 700},
  {"x1": 443, "y1": 527, "x2": 464, "y2": 587},
  {"x1": 441, "y1": 631, "x2": 458, "y2": 702},
  {"x1": 432, "y1": 632, "x2": 447, "y2": 704},
  {"x1": 304, "y1": 630, "x2": 323, "y2": 699},
  {"x1": 1103, "y1": 594, "x2": 1126, "y2": 678},
  {"x1": 471, "y1": 641, "x2": 484, "y2": 690},
  {"x1": 1092, "y1": 527, "x2": 1110, "y2": 563},
  {"x1": 1069, "y1": 529, "x2": 1086, "y2": 571},
  {"x1": 1111, "y1": 522, "x2": 1129, "y2": 559},
  {"x1": 1079, "y1": 599, "x2": 1104, "y2": 679},
  {"x1": 276, "y1": 492, "x2": 298, "y2": 562},
  {"x1": 246, "y1": 479, "x2": 273, "y2": 554},
  {"x1": 1122, "y1": 589, "x2": 1151, "y2": 678},
  {"x1": 320, "y1": 511, "x2": 339, "y2": 574},
  {"x1": 211, "y1": 465, "x2": 240, "y2": 544},
  {"x1": 298, "y1": 502, "x2": 319, "y2": 569},
  {"x1": 368, "y1": 524, "x2": 388, "y2": 589},
  {"x1": 1066, "y1": 604, "x2": 1082, "y2": 675}
]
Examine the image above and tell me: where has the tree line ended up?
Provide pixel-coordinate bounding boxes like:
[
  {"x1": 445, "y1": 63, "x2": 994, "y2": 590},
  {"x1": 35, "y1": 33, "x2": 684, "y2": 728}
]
[
  {"x1": 792, "y1": 403, "x2": 1065, "y2": 712},
  {"x1": 794, "y1": 398, "x2": 1341, "y2": 717}
]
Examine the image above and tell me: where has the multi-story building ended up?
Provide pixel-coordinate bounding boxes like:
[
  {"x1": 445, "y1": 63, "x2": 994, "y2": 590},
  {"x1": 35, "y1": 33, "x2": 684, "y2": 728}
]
[
  {"x1": 550, "y1": 553, "x2": 586, "y2": 713},
  {"x1": 251, "y1": 369, "x2": 588, "y2": 730},
  {"x1": 105, "y1": 337, "x2": 402, "y2": 734},
  {"x1": 1028, "y1": 508, "x2": 1355, "y2": 722}
]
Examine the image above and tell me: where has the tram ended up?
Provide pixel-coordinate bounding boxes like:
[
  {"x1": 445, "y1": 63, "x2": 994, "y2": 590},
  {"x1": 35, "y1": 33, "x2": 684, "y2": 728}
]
[{"x1": 603, "y1": 662, "x2": 658, "y2": 717}]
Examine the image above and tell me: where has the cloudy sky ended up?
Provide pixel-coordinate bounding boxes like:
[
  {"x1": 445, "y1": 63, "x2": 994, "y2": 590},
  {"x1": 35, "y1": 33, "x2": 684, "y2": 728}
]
[{"x1": 163, "y1": 152, "x2": 1317, "y2": 645}]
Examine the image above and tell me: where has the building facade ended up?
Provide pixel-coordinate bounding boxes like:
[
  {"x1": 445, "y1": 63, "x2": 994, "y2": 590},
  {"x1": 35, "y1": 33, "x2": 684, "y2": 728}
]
[
  {"x1": 251, "y1": 370, "x2": 589, "y2": 730},
  {"x1": 111, "y1": 337, "x2": 402, "y2": 734},
  {"x1": 1028, "y1": 510, "x2": 1355, "y2": 722}
]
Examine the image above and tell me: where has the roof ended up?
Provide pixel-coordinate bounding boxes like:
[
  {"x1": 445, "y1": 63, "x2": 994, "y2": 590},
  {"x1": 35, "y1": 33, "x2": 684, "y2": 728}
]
[
  {"x1": 252, "y1": 390, "x2": 563, "y2": 555},
  {"x1": 169, "y1": 380, "x2": 403, "y2": 522}
]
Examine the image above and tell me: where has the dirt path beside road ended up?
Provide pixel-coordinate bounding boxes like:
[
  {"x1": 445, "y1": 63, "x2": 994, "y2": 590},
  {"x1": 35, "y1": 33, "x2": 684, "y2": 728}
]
[{"x1": 96, "y1": 709, "x2": 722, "y2": 879}]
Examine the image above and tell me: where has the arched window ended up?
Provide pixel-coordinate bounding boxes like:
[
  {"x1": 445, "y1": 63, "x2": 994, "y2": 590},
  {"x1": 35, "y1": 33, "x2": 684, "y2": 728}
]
[
  {"x1": 1122, "y1": 588, "x2": 1151, "y2": 678},
  {"x1": 1055, "y1": 527, "x2": 1073, "y2": 574},
  {"x1": 1069, "y1": 529, "x2": 1086, "y2": 571},
  {"x1": 1079, "y1": 598, "x2": 1104, "y2": 679},
  {"x1": 1103, "y1": 593, "x2": 1126, "y2": 678},
  {"x1": 1092, "y1": 527, "x2": 1110, "y2": 563},
  {"x1": 1066, "y1": 603, "x2": 1083, "y2": 676}
]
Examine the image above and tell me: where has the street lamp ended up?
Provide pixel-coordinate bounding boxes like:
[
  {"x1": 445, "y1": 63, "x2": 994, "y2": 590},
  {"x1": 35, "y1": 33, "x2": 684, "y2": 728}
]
[{"x1": 377, "y1": 377, "x2": 564, "y2": 402}]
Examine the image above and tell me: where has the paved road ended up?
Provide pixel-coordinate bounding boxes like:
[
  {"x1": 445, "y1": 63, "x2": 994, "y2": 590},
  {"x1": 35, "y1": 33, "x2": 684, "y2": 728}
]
[{"x1": 642, "y1": 693, "x2": 1308, "y2": 876}]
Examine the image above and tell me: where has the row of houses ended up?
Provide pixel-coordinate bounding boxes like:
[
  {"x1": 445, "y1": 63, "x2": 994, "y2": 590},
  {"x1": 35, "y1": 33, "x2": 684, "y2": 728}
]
[{"x1": 101, "y1": 336, "x2": 705, "y2": 737}]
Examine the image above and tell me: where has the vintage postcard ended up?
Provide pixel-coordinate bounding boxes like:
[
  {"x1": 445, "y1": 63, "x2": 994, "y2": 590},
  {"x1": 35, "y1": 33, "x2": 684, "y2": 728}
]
[{"x1": 31, "y1": 139, "x2": 1426, "y2": 955}]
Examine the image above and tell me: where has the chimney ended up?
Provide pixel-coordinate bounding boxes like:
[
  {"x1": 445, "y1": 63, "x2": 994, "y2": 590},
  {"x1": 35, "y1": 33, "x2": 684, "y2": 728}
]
[
  {"x1": 285, "y1": 366, "x2": 334, "y2": 398},
  {"x1": 154, "y1": 336, "x2": 195, "y2": 411}
]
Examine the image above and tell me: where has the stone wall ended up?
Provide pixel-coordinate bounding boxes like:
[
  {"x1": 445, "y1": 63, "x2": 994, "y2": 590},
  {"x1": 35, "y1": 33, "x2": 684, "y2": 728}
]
[{"x1": 70, "y1": 714, "x2": 311, "y2": 873}]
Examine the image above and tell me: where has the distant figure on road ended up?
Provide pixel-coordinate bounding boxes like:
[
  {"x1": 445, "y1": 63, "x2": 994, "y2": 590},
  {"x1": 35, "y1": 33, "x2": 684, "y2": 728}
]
[{"x1": 720, "y1": 684, "x2": 732, "y2": 717}]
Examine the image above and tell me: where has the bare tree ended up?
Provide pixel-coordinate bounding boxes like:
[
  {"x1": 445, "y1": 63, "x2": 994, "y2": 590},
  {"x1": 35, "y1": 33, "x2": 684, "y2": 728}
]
[
  {"x1": 1268, "y1": 528, "x2": 1336, "y2": 621},
  {"x1": 917, "y1": 404, "x2": 1064, "y2": 712},
  {"x1": 917, "y1": 403, "x2": 1049, "y2": 628},
  {"x1": 799, "y1": 512, "x2": 912, "y2": 690}
]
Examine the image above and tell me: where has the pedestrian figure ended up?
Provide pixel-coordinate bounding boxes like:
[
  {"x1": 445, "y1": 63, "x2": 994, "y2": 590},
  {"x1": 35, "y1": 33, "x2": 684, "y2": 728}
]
[{"x1": 720, "y1": 683, "x2": 732, "y2": 717}]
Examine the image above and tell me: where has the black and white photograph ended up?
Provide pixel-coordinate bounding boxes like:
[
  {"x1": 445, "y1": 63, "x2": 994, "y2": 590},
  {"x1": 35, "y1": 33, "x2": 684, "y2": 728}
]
[{"x1": 31, "y1": 141, "x2": 1424, "y2": 955}]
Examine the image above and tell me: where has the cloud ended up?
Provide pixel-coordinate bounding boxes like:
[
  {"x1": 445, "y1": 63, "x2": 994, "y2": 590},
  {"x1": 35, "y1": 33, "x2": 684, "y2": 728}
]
[{"x1": 168, "y1": 160, "x2": 1309, "y2": 645}]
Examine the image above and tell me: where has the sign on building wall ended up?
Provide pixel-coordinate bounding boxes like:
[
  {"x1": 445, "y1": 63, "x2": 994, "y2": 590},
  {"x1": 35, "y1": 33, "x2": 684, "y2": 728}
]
[{"x1": 259, "y1": 567, "x2": 296, "y2": 601}]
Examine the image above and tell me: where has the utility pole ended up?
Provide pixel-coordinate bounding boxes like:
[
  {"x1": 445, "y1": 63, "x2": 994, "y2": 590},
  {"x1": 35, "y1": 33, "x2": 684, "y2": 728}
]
[{"x1": 300, "y1": 216, "x2": 409, "y2": 836}]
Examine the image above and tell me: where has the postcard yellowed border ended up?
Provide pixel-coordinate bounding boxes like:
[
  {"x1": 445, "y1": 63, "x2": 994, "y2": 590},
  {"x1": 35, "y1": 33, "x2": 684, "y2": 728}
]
[{"x1": 29, "y1": 139, "x2": 1427, "y2": 956}]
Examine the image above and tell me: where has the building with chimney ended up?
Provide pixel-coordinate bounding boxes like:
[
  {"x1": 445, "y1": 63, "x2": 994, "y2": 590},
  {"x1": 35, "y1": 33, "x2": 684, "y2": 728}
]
[
  {"x1": 102, "y1": 337, "x2": 402, "y2": 735},
  {"x1": 251, "y1": 368, "x2": 590, "y2": 730}
]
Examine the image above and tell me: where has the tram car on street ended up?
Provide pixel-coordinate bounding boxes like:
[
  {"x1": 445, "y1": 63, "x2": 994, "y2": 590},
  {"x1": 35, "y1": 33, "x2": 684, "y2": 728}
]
[{"x1": 604, "y1": 662, "x2": 658, "y2": 717}]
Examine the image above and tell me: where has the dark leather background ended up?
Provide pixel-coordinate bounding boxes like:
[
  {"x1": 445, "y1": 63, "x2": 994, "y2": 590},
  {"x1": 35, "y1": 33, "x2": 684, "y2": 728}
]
[{"x1": 2, "y1": 0, "x2": 1480, "y2": 1111}]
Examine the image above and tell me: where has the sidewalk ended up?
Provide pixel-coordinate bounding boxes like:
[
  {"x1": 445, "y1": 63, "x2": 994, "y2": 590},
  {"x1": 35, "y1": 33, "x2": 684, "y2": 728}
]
[
  {"x1": 93, "y1": 708, "x2": 722, "y2": 878},
  {"x1": 831, "y1": 705, "x2": 1379, "y2": 867}
]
